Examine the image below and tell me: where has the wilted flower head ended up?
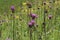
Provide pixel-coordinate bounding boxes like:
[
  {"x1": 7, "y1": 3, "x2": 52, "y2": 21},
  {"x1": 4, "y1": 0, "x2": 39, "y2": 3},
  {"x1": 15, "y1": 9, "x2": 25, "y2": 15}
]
[
  {"x1": 48, "y1": 15, "x2": 52, "y2": 19},
  {"x1": 43, "y1": 1, "x2": 46, "y2": 5},
  {"x1": 26, "y1": 2, "x2": 32, "y2": 8}
]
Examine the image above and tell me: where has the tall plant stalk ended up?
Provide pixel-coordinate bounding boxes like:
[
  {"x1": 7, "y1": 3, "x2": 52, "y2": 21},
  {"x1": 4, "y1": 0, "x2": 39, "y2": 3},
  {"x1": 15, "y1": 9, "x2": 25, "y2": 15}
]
[
  {"x1": 12, "y1": 9, "x2": 15, "y2": 40},
  {"x1": 29, "y1": 28, "x2": 32, "y2": 40},
  {"x1": 43, "y1": 0, "x2": 46, "y2": 40},
  {"x1": 0, "y1": 28, "x2": 1, "y2": 37},
  {"x1": 29, "y1": 8, "x2": 32, "y2": 40},
  {"x1": 13, "y1": 13, "x2": 14, "y2": 40}
]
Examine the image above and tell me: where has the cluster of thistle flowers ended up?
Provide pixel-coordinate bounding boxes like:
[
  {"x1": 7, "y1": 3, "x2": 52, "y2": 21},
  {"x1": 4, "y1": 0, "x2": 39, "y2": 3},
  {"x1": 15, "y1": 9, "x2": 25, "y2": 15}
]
[{"x1": 28, "y1": 13, "x2": 38, "y2": 28}]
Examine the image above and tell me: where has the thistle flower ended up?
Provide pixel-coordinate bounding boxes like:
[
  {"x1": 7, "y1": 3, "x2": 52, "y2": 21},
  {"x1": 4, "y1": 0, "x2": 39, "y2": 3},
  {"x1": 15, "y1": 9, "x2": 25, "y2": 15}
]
[
  {"x1": 28, "y1": 20, "x2": 35, "y2": 28},
  {"x1": 30, "y1": 20, "x2": 35, "y2": 25},
  {"x1": 48, "y1": 15, "x2": 52, "y2": 19},
  {"x1": 11, "y1": 6, "x2": 15, "y2": 13},
  {"x1": 11, "y1": 6, "x2": 15, "y2": 10},
  {"x1": 30, "y1": 13, "x2": 38, "y2": 19}
]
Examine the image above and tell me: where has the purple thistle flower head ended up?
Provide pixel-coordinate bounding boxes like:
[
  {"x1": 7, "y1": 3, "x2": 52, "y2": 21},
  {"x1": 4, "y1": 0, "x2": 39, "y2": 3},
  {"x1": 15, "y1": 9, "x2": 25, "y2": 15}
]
[
  {"x1": 28, "y1": 20, "x2": 35, "y2": 28},
  {"x1": 11, "y1": 6, "x2": 15, "y2": 11},
  {"x1": 48, "y1": 15, "x2": 52, "y2": 19},
  {"x1": 11, "y1": 6, "x2": 15, "y2": 13},
  {"x1": 31, "y1": 14, "x2": 36, "y2": 17},
  {"x1": 31, "y1": 20, "x2": 35, "y2": 24},
  {"x1": 30, "y1": 20, "x2": 35, "y2": 25},
  {"x1": 30, "y1": 13, "x2": 38, "y2": 19}
]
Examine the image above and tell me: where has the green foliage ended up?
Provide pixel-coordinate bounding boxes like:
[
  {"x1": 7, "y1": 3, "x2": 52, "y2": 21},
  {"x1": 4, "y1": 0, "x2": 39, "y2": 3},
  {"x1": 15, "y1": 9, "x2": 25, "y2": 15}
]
[{"x1": 0, "y1": 0, "x2": 60, "y2": 40}]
